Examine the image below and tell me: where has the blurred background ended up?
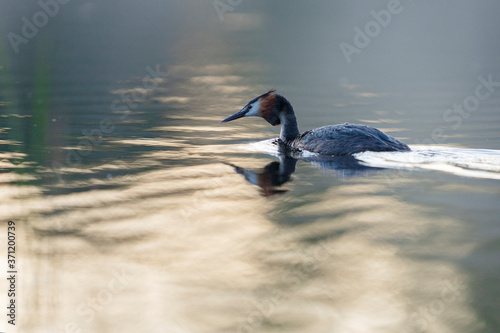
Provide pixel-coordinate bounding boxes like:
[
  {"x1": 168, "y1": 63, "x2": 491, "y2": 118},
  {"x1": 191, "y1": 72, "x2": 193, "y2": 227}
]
[{"x1": 1, "y1": 1, "x2": 500, "y2": 332}]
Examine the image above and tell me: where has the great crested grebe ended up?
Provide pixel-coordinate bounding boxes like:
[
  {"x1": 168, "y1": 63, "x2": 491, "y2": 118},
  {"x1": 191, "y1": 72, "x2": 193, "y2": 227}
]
[{"x1": 221, "y1": 90, "x2": 410, "y2": 156}]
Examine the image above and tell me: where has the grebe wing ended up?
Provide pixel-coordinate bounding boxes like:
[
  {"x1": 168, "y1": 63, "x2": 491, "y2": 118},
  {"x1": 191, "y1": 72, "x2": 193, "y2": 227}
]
[{"x1": 295, "y1": 123, "x2": 409, "y2": 155}]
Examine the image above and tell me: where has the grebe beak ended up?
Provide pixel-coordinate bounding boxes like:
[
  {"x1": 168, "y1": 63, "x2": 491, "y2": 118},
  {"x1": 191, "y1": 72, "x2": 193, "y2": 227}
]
[{"x1": 220, "y1": 105, "x2": 250, "y2": 123}]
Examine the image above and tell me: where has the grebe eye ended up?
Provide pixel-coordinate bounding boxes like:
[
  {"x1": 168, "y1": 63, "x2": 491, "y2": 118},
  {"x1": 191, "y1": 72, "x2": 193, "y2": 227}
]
[{"x1": 248, "y1": 105, "x2": 252, "y2": 109}]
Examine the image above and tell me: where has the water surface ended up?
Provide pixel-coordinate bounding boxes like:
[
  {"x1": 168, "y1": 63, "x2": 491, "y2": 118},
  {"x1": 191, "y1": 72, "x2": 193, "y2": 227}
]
[{"x1": 1, "y1": 1, "x2": 500, "y2": 332}]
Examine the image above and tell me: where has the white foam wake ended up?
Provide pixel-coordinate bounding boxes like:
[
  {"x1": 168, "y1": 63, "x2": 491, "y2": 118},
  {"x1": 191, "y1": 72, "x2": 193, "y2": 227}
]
[
  {"x1": 356, "y1": 145, "x2": 500, "y2": 180},
  {"x1": 231, "y1": 140, "x2": 500, "y2": 180},
  {"x1": 240, "y1": 139, "x2": 319, "y2": 158}
]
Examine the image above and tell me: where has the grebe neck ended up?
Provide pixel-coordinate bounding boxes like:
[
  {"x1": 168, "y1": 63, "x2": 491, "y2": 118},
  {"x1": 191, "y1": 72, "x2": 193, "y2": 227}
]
[{"x1": 277, "y1": 95, "x2": 300, "y2": 141}]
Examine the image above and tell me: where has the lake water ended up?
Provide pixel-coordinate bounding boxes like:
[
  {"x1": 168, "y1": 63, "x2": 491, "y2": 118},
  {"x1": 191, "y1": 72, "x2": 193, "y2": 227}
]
[{"x1": 1, "y1": 1, "x2": 500, "y2": 333}]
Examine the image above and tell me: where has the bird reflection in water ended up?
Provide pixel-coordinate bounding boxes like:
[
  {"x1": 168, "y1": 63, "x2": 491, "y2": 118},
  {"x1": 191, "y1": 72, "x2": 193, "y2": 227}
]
[
  {"x1": 224, "y1": 140, "x2": 380, "y2": 196},
  {"x1": 224, "y1": 155, "x2": 296, "y2": 196}
]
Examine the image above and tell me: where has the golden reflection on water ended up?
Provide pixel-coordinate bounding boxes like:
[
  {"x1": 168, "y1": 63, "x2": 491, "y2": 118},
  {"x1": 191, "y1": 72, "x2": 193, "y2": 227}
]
[
  {"x1": 1, "y1": 61, "x2": 490, "y2": 332},
  {"x1": 2, "y1": 1, "x2": 500, "y2": 331},
  {"x1": 1, "y1": 152, "x2": 483, "y2": 333},
  {"x1": 1, "y1": 56, "x2": 496, "y2": 332}
]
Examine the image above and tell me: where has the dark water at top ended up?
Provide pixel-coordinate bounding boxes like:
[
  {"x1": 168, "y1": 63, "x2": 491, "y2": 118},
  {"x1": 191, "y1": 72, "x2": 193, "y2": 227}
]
[{"x1": 1, "y1": 1, "x2": 500, "y2": 332}]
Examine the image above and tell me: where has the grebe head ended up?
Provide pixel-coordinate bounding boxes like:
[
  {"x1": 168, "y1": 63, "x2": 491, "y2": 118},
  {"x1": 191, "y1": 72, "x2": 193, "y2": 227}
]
[{"x1": 220, "y1": 89, "x2": 281, "y2": 126}]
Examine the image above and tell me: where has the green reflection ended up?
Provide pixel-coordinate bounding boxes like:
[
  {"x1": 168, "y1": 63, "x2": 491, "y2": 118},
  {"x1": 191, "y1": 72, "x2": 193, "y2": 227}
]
[
  {"x1": 30, "y1": 35, "x2": 52, "y2": 165},
  {"x1": 0, "y1": 24, "x2": 24, "y2": 162}
]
